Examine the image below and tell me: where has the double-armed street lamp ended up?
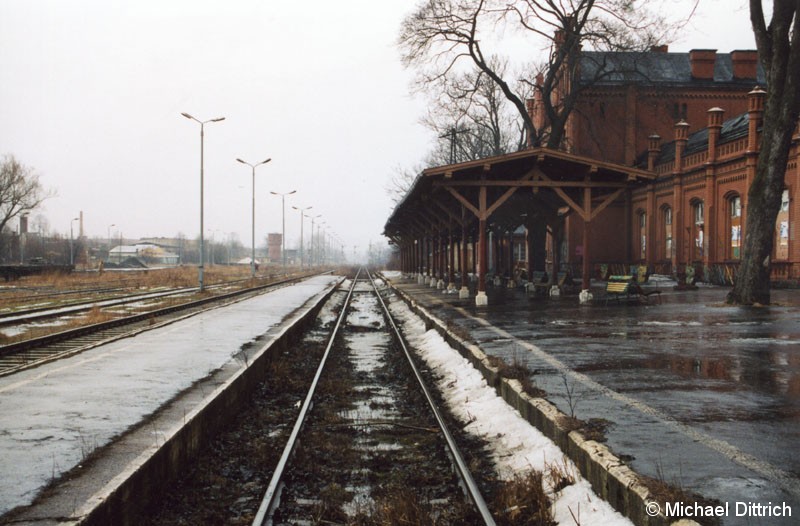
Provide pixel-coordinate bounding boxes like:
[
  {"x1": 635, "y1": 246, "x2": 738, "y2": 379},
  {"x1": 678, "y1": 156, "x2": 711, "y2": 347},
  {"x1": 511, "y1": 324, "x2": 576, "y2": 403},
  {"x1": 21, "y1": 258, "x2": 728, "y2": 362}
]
[
  {"x1": 270, "y1": 190, "x2": 296, "y2": 271},
  {"x1": 292, "y1": 205, "x2": 312, "y2": 269},
  {"x1": 236, "y1": 157, "x2": 272, "y2": 278},
  {"x1": 181, "y1": 112, "x2": 225, "y2": 291}
]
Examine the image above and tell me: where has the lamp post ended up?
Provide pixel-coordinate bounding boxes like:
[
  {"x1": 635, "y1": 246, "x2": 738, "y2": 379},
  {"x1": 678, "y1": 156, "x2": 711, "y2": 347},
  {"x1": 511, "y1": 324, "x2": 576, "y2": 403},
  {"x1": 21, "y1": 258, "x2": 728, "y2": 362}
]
[
  {"x1": 270, "y1": 190, "x2": 296, "y2": 271},
  {"x1": 310, "y1": 214, "x2": 322, "y2": 267},
  {"x1": 107, "y1": 223, "x2": 115, "y2": 262},
  {"x1": 69, "y1": 217, "x2": 79, "y2": 266},
  {"x1": 321, "y1": 227, "x2": 329, "y2": 266},
  {"x1": 317, "y1": 221, "x2": 326, "y2": 266},
  {"x1": 292, "y1": 205, "x2": 312, "y2": 269},
  {"x1": 236, "y1": 157, "x2": 272, "y2": 278},
  {"x1": 181, "y1": 112, "x2": 225, "y2": 292}
]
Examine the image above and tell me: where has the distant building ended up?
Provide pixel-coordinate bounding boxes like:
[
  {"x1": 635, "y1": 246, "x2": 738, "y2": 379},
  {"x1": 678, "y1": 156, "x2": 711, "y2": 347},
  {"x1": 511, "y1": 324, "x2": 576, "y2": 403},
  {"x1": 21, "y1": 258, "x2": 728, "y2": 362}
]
[
  {"x1": 267, "y1": 233, "x2": 282, "y2": 263},
  {"x1": 107, "y1": 243, "x2": 180, "y2": 267}
]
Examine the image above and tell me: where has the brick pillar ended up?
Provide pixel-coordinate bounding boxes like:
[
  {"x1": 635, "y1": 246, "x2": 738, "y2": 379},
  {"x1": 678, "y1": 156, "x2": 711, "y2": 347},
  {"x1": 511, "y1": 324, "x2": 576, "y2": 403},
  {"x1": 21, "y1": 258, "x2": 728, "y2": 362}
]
[
  {"x1": 794, "y1": 121, "x2": 800, "y2": 271},
  {"x1": 673, "y1": 120, "x2": 690, "y2": 271},
  {"x1": 646, "y1": 183, "x2": 656, "y2": 266},
  {"x1": 705, "y1": 107, "x2": 725, "y2": 267},
  {"x1": 745, "y1": 87, "x2": 766, "y2": 241}
]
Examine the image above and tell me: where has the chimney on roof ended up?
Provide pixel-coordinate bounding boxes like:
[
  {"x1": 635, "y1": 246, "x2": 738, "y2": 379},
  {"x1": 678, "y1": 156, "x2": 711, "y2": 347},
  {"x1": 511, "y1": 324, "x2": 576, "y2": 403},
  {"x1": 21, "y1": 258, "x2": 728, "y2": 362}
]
[
  {"x1": 689, "y1": 49, "x2": 717, "y2": 80},
  {"x1": 731, "y1": 50, "x2": 758, "y2": 79},
  {"x1": 674, "y1": 120, "x2": 690, "y2": 172},
  {"x1": 650, "y1": 45, "x2": 668, "y2": 53},
  {"x1": 748, "y1": 86, "x2": 766, "y2": 152},
  {"x1": 707, "y1": 107, "x2": 725, "y2": 163},
  {"x1": 525, "y1": 73, "x2": 546, "y2": 147},
  {"x1": 647, "y1": 134, "x2": 661, "y2": 171}
]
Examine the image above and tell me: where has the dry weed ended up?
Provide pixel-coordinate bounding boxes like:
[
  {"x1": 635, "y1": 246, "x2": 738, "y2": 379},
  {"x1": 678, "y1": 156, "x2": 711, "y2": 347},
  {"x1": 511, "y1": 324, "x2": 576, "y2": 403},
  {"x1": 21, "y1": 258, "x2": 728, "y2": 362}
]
[{"x1": 494, "y1": 471, "x2": 555, "y2": 526}]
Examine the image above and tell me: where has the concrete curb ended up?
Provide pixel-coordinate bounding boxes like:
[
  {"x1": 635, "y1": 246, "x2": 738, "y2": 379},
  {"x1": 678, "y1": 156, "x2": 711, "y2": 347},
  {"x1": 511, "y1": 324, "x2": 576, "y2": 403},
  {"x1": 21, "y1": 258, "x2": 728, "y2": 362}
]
[
  {"x1": 11, "y1": 278, "x2": 343, "y2": 526},
  {"x1": 387, "y1": 278, "x2": 700, "y2": 526}
]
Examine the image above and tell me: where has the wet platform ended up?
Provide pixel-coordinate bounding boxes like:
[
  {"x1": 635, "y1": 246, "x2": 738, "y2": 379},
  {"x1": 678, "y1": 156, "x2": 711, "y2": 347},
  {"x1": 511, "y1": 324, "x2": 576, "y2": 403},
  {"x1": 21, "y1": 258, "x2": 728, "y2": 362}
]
[
  {"x1": 0, "y1": 275, "x2": 340, "y2": 521},
  {"x1": 390, "y1": 275, "x2": 800, "y2": 526}
]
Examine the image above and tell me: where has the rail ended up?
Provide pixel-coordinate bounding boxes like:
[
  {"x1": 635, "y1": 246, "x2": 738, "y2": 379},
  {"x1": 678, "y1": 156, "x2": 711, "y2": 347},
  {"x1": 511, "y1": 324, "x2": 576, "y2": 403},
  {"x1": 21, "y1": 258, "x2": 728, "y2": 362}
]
[
  {"x1": 251, "y1": 268, "x2": 495, "y2": 525},
  {"x1": 252, "y1": 269, "x2": 361, "y2": 524},
  {"x1": 366, "y1": 269, "x2": 495, "y2": 525},
  {"x1": 0, "y1": 272, "x2": 327, "y2": 360}
]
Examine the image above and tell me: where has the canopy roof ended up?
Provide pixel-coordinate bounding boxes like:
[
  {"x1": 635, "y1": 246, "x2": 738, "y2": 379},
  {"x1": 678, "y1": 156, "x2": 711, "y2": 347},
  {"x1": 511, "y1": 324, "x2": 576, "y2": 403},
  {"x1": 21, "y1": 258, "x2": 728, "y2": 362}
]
[{"x1": 384, "y1": 147, "x2": 655, "y2": 241}]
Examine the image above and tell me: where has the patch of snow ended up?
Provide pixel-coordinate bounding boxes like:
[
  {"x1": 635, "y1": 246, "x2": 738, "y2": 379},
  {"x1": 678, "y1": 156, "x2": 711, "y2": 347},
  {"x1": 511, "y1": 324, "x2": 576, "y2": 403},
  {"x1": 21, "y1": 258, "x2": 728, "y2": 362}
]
[{"x1": 387, "y1": 296, "x2": 632, "y2": 526}]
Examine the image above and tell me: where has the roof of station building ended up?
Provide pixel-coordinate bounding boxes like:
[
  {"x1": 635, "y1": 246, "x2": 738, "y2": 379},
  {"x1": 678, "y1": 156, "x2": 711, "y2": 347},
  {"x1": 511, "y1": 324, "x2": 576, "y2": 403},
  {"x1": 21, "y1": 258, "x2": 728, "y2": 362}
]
[
  {"x1": 634, "y1": 111, "x2": 752, "y2": 169},
  {"x1": 579, "y1": 50, "x2": 765, "y2": 87}
]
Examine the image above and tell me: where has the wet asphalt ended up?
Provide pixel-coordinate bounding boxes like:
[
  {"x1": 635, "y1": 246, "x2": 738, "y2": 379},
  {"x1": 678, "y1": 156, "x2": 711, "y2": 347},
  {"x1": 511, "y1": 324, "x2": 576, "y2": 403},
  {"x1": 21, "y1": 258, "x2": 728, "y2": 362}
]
[{"x1": 392, "y1": 277, "x2": 800, "y2": 526}]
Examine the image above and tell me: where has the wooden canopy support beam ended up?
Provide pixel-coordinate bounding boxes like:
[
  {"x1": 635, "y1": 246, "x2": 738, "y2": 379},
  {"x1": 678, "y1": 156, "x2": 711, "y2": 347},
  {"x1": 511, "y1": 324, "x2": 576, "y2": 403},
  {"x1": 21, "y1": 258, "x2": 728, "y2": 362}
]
[
  {"x1": 590, "y1": 188, "x2": 625, "y2": 221},
  {"x1": 433, "y1": 199, "x2": 465, "y2": 227},
  {"x1": 444, "y1": 186, "x2": 481, "y2": 218}
]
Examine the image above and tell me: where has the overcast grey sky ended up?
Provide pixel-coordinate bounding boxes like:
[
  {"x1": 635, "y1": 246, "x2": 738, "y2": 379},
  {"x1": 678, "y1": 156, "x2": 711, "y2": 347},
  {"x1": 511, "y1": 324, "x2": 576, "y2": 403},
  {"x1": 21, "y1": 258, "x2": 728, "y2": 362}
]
[{"x1": 0, "y1": 0, "x2": 755, "y2": 260}]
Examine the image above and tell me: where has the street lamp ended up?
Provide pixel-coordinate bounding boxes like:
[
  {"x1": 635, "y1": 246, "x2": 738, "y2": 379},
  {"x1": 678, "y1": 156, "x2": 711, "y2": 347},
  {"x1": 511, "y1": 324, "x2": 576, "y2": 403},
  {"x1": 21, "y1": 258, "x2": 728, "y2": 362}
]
[
  {"x1": 181, "y1": 112, "x2": 225, "y2": 291},
  {"x1": 107, "y1": 223, "x2": 115, "y2": 262},
  {"x1": 310, "y1": 214, "x2": 322, "y2": 267},
  {"x1": 69, "y1": 217, "x2": 79, "y2": 266},
  {"x1": 236, "y1": 157, "x2": 272, "y2": 278},
  {"x1": 270, "y1": 190, "x2": 296, "y2": 272},
  {"x1": 292, "y1": 205, "x2": 312, "y2": 269}
]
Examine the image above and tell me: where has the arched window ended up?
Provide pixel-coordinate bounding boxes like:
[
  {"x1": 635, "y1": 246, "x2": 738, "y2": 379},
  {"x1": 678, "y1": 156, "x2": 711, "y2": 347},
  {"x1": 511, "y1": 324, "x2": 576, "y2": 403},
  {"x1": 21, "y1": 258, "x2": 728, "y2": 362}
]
[
  {"x1": 729, "y1": 195, "x2": 742, "y2": 259},
  {"x1": 775, "y1": 189, "x2": 790, "y2": 260},
  {"x1": 692, "y1": 200, "x2": 704, "y2": 260},
  {"x1": 663, "y1": 206, "x2": 673, "y2": 260}
]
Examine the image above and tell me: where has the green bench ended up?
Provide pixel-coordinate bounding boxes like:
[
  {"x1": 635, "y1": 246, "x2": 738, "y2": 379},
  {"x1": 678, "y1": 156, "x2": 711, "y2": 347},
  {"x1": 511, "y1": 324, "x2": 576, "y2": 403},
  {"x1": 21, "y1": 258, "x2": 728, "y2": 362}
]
[
  {"x1": 605, "y1": 275, "x2": 662, "y2": 304},
  {"x1": 606, "y1": 275, "x2": 634, "y2": 303}
]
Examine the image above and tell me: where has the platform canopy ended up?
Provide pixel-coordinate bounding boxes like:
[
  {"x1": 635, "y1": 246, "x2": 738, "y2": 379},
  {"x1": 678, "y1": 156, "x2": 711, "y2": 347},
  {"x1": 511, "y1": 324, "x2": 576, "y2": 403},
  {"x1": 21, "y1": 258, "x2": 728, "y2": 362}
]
[{"x1": 384, "y1": 147, "x2": 655, "y2": 294}]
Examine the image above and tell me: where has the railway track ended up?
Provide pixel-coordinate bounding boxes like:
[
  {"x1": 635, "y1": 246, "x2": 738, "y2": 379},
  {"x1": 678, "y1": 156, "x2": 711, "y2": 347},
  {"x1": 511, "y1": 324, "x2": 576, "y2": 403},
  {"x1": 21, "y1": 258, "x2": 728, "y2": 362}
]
[
  {"x1": 0, "y1": 276, "x2": 256, "y2": 325},
  {"x1": 252, "y1": 269, "x2": 495, "y2": 525},
  {"x1": 0, "y1": 273, "x2": 323, "y2": 377}
]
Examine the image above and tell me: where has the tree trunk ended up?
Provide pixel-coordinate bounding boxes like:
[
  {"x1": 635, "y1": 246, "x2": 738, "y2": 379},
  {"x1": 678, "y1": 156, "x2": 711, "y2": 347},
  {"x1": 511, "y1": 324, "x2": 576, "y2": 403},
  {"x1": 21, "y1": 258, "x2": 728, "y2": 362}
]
[{"x1": 728, "y1": 1, "x2": 799, "y2": 305}]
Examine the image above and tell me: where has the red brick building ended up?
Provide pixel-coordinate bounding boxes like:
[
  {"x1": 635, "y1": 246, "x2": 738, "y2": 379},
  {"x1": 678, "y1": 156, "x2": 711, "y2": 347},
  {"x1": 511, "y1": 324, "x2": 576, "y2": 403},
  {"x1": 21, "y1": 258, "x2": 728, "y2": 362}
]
[
  {"x1": 267, "y1": 233, "x2": 282, "y2": 263},
  {"x1": 539, "y1": 47, "x2": 799, "y2": 282},
  {"x1": 385, "y1": 45, "x2": 799, "y2": 305}
]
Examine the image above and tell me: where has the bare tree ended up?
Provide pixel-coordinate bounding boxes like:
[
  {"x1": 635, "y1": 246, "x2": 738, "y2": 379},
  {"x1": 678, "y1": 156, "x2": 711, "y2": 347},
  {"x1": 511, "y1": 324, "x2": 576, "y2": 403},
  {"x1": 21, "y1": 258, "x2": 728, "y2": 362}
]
[
  {"x1": 728, "y1": 1, "x2": 800, "y2": 305},
  {"x1": 399, "y1": 0, "x2": 692, "y2": 149},
  {"x1": 386, "y1": 164, "x2": 424, "y2": 206},
  {"x1": 0, "y1": 155, "x2": 53, "y2": 257},
  {"x1": 421, "y1": 59, "x2": 529, "y2": 162},
  {"x1": 388, "y1": 62, "x2": 528, "y2": 204}
]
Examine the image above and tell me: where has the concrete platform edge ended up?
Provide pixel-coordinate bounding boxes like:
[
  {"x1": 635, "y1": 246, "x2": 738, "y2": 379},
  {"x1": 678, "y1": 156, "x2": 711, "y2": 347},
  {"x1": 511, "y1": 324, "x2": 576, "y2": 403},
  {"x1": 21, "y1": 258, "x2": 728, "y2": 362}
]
[
  {"x1": 11, "y1": 277, "x2": 343, "y2": 526},
  {"x1": 386, "y1": 277, "x2": 699, "y2": 526}
]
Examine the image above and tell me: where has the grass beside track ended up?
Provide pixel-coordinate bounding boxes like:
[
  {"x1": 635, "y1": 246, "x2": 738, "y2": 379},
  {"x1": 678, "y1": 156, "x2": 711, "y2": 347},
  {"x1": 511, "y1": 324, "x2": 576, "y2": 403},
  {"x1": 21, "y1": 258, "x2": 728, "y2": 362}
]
[{"x1": 0, "y1": 265, "x2": 304, "y2": 346}]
